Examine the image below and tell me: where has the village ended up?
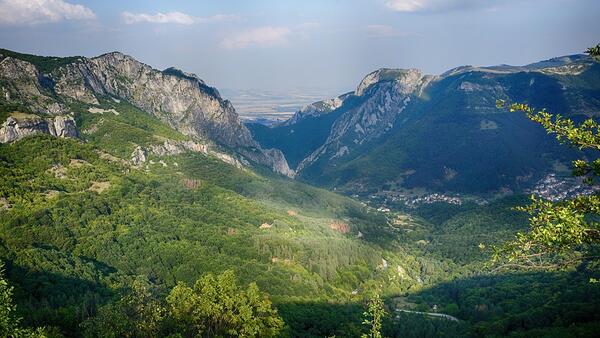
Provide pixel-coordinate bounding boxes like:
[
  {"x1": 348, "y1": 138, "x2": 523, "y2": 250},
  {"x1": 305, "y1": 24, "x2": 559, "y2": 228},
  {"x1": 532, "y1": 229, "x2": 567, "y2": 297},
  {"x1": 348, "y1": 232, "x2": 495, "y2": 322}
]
[
  {"x1": 528, "y1": 173, "x2": 600, "y2": 202},
  {"x1": 357, "y1": 173, "x2": 597, "y2": 214},
  {"x1": 360, "y1": 191, "x2": 466, "y2": 212}
]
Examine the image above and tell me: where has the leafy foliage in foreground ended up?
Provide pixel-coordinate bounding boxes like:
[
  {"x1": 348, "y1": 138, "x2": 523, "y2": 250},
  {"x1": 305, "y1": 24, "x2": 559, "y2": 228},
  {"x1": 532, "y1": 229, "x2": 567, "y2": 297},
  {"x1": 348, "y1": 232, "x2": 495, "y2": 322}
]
[
  {"x1": 490, "y1": 45, "x2": 600, "y2": 271},
  {"x1": 0, "y1": 265, "x2": 51, "y2": 337},
  {"x1": 83, "y1": 270, "x2": 282, "y2": 338},
  {"x1": 494, "y1": 99, "x2": 600, "y2": 270},
  {"x1": 167, "y1": 270, "x2": 283, "y2": 337},
  {"x1": 361, "y1": 292, "x2": 385, "y2": 338}
]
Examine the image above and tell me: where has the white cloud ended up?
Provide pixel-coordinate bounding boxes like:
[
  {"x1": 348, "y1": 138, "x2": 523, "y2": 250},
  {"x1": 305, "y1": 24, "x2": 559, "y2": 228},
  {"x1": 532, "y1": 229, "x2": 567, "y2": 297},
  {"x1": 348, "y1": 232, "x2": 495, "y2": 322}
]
[
  {"x1": 385, "y1": 0, "x2": 426, "y2": 12},
  {"x1": 220, "y1": 26, "x2": 291, "y2": 49},
  {"x1": 122, "y1": 11, "x2": 238, "y2": 25},
  {"x1": 384, "y1": 0, "x2": 499, "y2": 13},
  {"x1": 0, "y1": 0, "x2": 95, "y2": 25},
  {"x1": 122, "y1": 11, "x2": 195, "y2": 25}
]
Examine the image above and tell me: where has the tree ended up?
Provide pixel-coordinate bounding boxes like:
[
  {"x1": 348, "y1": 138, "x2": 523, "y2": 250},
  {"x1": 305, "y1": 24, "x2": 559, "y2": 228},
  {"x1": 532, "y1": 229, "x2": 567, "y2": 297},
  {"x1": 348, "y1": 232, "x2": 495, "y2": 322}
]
[
  {"x1": 0, "y1": 265, "x2": 20, "y2": 337},
  {"x1": 587, "y1": 44, "x2": 600, "y2": 61},
  {"x1": 82, "y1": 278, "x2": 165, "y2": 338},
  {"x1": 492, "y1": 44, "x2": 600, "y2": 270},
  {"x1": 166, "y1": 270, "x2": 283, "y2": 337},
  {"x1": 0, "y1": 264, "x2": 51, "y2": 338},
  {"x1": 361, "y1": 292, "x2": 386, "y2": 338}
]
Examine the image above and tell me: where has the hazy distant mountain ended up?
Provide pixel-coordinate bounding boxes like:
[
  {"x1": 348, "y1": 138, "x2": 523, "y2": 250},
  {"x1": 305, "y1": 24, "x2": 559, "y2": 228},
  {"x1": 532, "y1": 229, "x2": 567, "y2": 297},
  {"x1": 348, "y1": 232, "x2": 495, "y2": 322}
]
[{"x1": 248, "y1": 55, "x2": 600, "y2": 195}]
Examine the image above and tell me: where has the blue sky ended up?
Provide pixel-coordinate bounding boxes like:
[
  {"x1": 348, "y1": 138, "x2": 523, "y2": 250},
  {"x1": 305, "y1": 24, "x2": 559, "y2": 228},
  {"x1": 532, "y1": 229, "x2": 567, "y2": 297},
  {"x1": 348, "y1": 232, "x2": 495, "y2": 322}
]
[{"x1": 0, "y1": 0, "x2": 599, "y2": 93}]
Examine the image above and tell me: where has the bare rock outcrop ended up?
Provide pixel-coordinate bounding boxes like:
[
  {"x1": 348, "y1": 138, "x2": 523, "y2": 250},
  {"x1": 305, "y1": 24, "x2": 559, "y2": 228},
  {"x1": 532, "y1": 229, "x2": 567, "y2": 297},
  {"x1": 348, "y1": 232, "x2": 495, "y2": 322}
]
[
  {"x1": 0, "y1": 115, "x2": 78, "y2": 143},
  {"x1": 0, "y1": 56, "x2": 63, "y2": 114},
  {"x1": 297, "y1": 69, "x2": 429, "y2": 172},
  {"x1": 130, "y1": 146, "x2": 147, "y2": 167}
]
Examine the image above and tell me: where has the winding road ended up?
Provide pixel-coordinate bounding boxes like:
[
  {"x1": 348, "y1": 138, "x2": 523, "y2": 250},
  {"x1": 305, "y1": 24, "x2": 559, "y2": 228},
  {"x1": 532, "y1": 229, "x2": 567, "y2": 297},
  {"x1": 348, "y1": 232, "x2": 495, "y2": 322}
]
[{"x1": 395, "y1": 309, "x2": 460, "y2": 322}]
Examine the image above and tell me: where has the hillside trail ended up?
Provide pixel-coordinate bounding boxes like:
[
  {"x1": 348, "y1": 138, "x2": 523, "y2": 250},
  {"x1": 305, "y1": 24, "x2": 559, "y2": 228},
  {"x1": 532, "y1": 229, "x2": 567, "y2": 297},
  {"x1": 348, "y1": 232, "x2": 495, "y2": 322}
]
[{"x1": 395, "y1": 309, "x2": 460, "y2": 322}]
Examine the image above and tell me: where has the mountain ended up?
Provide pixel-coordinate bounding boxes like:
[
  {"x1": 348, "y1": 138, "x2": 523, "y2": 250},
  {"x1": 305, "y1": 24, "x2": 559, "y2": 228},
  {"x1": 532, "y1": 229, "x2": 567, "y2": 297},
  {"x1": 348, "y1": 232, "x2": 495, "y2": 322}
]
[
  {"x1": 1, "y1": 48, "x2": 599, "y2": 337},
  {"x1": 0, "y1": 48, "x2": 293, "y2": 177},
  {"x1": 248, "y1": 55, "x2": 600, "y2": 195},
  {"x1": 0, "y1": 48, "x2": 466, "y2": 337}
]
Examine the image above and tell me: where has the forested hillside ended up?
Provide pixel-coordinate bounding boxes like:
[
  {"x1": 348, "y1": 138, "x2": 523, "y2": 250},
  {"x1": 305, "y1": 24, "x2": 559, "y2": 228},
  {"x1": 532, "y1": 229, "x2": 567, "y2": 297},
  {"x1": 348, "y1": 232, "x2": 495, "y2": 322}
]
[
  {"x1": 0, "y1": 99, "x2": 598, "y2": 337},
  {"x1": 0, "y1": 95, "x2": 459, "y2": 336},
  {"x1": 1, "y1": 48, "x2": 599, "y2": 337}
]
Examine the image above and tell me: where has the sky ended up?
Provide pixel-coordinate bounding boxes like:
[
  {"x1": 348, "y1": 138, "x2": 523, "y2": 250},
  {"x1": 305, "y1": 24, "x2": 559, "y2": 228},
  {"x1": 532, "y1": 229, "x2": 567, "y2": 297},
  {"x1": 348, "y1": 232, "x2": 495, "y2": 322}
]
[{"x1": 0, "y1": 0, "x2": 599, "y2": 94}]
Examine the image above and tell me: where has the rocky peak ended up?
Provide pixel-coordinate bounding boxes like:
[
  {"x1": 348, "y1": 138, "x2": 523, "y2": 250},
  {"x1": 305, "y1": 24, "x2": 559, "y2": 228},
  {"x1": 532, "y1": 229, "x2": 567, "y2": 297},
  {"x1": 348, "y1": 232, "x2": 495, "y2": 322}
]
[
  {"x1": 0, "y1": 49, "x2": 294, "y2": 177},
  {"x1": 162, "y1": 67, "x2": 207, "y2": 85},
  {"x1": 296, "y1": 68, "x2": 428, "y2": 172},
  {"x1": 97, "y1": 51, "x2": 127, "y2": 58},
  {"x1": 52, "y1": 53, "x2": 257, "y2": 146},
  {"x1": 355, "y1": 68, "x2": 422, "y2": 96},
  {"x1": 93, "y1": 51, "x2": 140, "y2": 66}
]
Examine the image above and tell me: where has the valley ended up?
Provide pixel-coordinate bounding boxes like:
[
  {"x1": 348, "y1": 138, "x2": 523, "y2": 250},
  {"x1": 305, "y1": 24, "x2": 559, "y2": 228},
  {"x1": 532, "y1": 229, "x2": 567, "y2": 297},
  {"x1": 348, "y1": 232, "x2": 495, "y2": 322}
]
[{"x1": 0, "y1": 46, "x2": 599, "y2": 338}]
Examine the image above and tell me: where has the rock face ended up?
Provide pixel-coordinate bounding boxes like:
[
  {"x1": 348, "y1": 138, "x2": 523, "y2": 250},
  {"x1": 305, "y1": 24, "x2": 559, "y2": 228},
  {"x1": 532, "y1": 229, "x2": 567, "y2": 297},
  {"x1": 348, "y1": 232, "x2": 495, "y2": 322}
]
[
  {"x1": 297, "y1": 68, "x2": 431, "y2": 172},
  {"x1": 0, "y1": 115, "x2": 78, "y2": 143},
  {"x1": 53, "y1": 53, "x2": 257, "y2": 148},
  {"x1": 137, "y1": 139, "x2": 246, "y2": 170},
  {"x1": 0, "y1": 50, "x2": 293, "y2": 176},
  {"x1": 0, "y1": 56, "x2": 63, "y2": 114},
  {"x1": 149, "y1": 139, "x2": 208, "y2": 157},
  {"x1": 130, "y1": 146, "x2": 147, "y2": 167}
]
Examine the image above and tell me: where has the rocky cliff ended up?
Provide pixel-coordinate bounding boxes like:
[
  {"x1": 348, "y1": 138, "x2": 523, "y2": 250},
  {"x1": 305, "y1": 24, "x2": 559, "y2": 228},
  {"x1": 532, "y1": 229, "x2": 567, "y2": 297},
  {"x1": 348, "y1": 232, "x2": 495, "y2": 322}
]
[
  {"x1": 0, "y1": 50, "x2": 293, "y2": 177},
  {"x1": 297, "y1": 68, "x2": 432, "y2": 172},
  {"x1": 0, "y1": 114, "x2": 78, "y2": 143},
  {"x1": 0, "y1": 56, "x2": 64, "y2": 114}
]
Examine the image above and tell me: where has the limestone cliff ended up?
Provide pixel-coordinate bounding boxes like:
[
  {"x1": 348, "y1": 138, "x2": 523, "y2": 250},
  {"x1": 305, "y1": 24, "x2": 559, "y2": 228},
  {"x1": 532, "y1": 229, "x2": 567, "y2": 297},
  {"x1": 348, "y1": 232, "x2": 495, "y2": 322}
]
[
  {"x1": 297, "y1": 68, "x2": 431, "y2": 172},
  {"x1": 0, "y1": 115, "x2": 78, "y2": 143},
  {"x1": 0, "y1": 50, "x2": 293, "y2": 177}
]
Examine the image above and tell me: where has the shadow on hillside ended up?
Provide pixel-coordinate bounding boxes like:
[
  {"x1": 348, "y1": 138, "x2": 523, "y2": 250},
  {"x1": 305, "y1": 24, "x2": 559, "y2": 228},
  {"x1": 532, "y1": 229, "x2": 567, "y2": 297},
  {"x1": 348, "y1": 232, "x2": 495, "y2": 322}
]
[
  {"x1": 4, "y1": 261, "x2": 117, "y2": 336},
  {"x1": 395, "y1": 269, "x2": 600, "y2": 337},
  {"x1": 277, "y1": 301, "x2": 364, "y2": 337},
  {"x1": 6, "y1": 256, "x2": 600, "y2": 337},
  {"x1": 277, "y1": 269, "x2": 600, "y2": 338}
]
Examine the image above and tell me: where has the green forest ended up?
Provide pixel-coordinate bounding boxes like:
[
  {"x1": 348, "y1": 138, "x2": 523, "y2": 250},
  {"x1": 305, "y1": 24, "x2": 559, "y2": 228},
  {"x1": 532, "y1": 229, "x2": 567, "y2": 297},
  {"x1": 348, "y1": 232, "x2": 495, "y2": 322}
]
[{"x1": 0, "y1": 95, "x2": 599, "y2": 337}]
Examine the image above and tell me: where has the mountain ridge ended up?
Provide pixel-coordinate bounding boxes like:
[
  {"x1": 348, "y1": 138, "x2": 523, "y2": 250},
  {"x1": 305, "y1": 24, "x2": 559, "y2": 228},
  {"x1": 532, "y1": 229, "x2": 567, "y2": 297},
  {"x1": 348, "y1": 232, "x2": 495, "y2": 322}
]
[
  {"x1": 248, "y1": 53, "x2": 600, "y2": 195},
  {"x1": 0, "y1": 48, "x2": 294, "y2": 177}
]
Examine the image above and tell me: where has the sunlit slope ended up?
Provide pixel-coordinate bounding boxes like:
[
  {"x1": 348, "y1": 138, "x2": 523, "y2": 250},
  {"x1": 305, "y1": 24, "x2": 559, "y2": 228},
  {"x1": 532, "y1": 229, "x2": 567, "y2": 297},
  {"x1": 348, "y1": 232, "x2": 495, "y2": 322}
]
[{"x1": 0, "y1": 102, "x2": 462, "y2": 335}]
